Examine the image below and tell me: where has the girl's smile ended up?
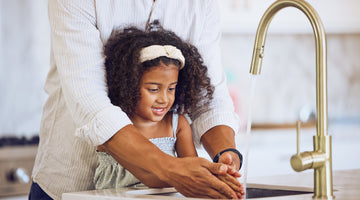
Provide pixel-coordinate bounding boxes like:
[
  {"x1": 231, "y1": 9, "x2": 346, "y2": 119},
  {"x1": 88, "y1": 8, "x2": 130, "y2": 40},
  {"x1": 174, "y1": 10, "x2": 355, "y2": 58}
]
[{"x1": 151, "y1": 107, "x2": 167, "y2": 116}]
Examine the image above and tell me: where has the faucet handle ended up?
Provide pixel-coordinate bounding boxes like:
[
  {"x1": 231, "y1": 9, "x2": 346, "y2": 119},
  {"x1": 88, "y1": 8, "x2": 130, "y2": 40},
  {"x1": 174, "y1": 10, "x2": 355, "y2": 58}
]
[
  {"x1": 296, "y1": 121, "x2": 300, "y2": 155},
  {"x1": 291, "y1": 120, "x2": 313, "y2": 172}
]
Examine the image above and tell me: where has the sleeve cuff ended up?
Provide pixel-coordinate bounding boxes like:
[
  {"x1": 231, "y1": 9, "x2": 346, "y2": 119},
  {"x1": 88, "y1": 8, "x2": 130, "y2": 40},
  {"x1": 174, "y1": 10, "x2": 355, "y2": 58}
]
[
  {"x1": 75, "y1": 106, "x2": 132, "y2": 146},
  {"x1": 191, "y1": 110, "x2": 240, "y2": 146}
]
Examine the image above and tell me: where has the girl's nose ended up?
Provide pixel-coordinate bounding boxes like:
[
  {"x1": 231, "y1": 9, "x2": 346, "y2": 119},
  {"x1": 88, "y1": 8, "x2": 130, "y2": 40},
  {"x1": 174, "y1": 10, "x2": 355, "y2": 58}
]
[{"x1": 157, "y1": 91, "x2": 169, "y2": 104}]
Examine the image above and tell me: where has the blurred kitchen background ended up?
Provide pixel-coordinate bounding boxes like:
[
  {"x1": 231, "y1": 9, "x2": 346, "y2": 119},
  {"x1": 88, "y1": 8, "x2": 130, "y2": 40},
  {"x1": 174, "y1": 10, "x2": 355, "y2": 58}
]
[{"x1": 1, "y1": 0, "x2": 359, "y2": 199}]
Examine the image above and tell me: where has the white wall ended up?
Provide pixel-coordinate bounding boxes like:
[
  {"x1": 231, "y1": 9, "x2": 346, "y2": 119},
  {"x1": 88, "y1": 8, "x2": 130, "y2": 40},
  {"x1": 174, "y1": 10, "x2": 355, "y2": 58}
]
[
  {"x1": 219, "y1": 0, "x2": 360, "y2": 125},
  {"x1": 220, "y1": 0, "x2": 360, "y2": 34},
  {"x1": 222, "y1": 33, "x2": 360, "y2": 124},
  {"x1": 0, "y1": 0, "x2": 49, "y2": 136}
]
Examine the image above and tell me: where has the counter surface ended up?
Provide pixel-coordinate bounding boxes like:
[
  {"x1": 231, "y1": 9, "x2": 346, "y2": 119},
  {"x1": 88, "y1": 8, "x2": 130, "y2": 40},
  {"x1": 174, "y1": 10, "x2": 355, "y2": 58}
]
[{"x1": 62, "y1": 169, "x2": 360, "y2": 200}]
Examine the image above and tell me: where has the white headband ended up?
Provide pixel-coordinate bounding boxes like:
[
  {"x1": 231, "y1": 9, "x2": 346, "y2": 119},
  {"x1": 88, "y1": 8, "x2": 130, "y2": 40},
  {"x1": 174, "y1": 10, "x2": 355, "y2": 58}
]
[{"x1": 139, "y1": 45, "x2": 185, "y2": 69}]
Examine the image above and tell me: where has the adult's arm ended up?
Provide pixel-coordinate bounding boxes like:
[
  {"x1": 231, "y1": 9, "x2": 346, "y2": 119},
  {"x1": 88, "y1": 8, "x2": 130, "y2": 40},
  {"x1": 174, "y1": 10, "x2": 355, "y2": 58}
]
[
  {"x1": 201, "y1": 125, "x2": 241, "y2": 172},
  {"x1": 190, "y1": 0, "x2": 241, "y2": 147},
  {"x1": 187, "y1": 0, "x2": 241, "y2": 169},
  {"x1": 103, "y1": 125, "x2": 241, "y2": 199},
  {"x1": 48, "y1": 0, "x2": 131, "y2": 146}
]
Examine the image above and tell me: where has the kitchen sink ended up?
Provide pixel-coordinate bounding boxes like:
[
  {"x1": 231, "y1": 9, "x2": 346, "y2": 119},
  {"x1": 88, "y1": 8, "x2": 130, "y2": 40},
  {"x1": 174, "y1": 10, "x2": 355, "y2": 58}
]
[
  {"x1": 126, "y1": 184, "x2": 313, "y2": 199},
  {"x1": 246, "y1": 187, "x2": 312, "y2": 199}
]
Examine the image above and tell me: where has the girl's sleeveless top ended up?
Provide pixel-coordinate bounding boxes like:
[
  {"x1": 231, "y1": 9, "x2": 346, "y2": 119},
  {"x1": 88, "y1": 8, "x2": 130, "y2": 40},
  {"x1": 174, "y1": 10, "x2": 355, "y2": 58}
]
[{"x1": 93, "y1": 113, "x2": 178, "y2": 189}]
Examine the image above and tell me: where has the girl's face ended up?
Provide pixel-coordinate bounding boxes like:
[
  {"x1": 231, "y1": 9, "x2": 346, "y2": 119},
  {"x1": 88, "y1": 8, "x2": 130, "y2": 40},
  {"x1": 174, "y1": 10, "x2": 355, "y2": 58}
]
[{"x1": 132, "y1": 62, "x2": 179, "y2": 123}]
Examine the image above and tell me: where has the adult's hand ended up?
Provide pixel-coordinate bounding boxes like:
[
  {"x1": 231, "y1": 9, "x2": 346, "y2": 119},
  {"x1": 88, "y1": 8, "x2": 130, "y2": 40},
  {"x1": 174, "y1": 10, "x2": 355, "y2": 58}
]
[
  {"x1": 216, "y1": 152, "x2": 245, "y2": 198},
  {"x1": 201, "y1": 125, "x2": 244, "y2": 197},
  {"x1": 201, "y1": 125, "x2": 241, "y2": 172},
  {"x1": 158, "y1": 157, "x2": 241, "y2": 199},
  {"x1": 216, "y1": 173, "x2": 245, "y2": 199},
  {"x1": 219, "y1": 151, "x2": 242, "y2": 175}
]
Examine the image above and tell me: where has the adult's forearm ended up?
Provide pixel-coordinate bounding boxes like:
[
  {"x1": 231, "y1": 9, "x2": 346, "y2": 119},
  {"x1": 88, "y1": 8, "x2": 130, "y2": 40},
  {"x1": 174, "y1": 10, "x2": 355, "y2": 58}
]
[
  {"x1": 201, "y1": 125, "x2": 242, "y2": 172},
  {"x1": 102, "y1": 124, "x2": 174, "y2": 184},
  {"x1": 103, "y1": 124, "x2": 241, "y2": 199},
  {"x1": 201, "y1": 125, "x2": 236, "y2": 159}
]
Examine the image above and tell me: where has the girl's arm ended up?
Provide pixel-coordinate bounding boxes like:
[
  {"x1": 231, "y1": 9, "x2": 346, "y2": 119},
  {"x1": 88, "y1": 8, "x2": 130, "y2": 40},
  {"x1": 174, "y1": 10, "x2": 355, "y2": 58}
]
[
  {"x1": 175, "y1": 115, "x2": 198, "y2": 157},
  {"x1": 176, "y1": 115, "x2": 244, "y2": 197}
]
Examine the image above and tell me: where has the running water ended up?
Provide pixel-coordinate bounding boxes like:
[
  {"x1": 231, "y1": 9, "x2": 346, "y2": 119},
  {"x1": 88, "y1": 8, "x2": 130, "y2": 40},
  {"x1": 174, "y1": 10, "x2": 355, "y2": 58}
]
[{"x1": 239, "y1": 74, "x2": 257, "y2": 198}]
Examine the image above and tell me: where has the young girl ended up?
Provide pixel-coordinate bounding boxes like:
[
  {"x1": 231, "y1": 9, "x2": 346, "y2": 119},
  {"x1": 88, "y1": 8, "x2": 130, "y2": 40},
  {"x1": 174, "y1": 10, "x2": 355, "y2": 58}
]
[{"x1": 94, "y1": 26, "x2": 215, "y2": 189}]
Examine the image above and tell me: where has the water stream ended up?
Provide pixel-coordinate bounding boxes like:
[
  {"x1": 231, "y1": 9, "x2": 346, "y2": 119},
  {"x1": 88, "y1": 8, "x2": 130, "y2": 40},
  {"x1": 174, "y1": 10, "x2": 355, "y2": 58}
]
[{"x1": 238, "y1": 75, "x2": 257, "y2": 198}]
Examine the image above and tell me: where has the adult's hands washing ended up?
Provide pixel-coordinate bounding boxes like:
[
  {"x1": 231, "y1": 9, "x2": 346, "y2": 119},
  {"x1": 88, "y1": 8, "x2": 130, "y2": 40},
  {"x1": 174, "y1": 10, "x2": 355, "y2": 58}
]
[
  {"x1": 217, "y1": 152, "x2": 245, "y2": 198},
  {"x1": 158, "y1": 157, "x2": 243, "y2": 199}
]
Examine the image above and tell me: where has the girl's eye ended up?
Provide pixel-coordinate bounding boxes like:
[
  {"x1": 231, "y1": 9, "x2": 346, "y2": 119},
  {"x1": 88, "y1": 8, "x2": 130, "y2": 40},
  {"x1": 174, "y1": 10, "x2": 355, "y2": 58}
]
[
  {"x1": 148, "y1": 88, "x2": 158, "y2": 92},
  {"x1": 168, "y1": 87, "x2": 176, "y2": 92}
]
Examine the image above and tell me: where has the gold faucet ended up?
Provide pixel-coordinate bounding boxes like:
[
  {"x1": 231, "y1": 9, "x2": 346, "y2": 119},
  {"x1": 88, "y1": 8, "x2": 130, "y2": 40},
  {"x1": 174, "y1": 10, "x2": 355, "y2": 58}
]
[{"x1": 249, "y1": 0, "x2": 334, "y2": 199}]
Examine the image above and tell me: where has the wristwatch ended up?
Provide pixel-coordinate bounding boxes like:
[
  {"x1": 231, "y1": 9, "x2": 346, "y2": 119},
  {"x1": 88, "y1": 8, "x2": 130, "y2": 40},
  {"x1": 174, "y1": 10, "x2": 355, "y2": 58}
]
[{"x1": 213, "y1": 148, "x2": 243, "y2": 170}]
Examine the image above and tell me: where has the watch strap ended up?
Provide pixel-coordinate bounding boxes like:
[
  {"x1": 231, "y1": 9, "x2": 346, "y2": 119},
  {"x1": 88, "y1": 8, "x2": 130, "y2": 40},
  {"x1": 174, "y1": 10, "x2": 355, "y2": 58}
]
[{"x1": 213, "y1": 148, "x2": 243, "y2": 170}]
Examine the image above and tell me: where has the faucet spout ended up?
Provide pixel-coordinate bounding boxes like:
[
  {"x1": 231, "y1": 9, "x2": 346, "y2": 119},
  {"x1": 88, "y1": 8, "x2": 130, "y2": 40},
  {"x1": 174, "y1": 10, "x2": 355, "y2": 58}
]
[{"x1": 249, "y1": 0, "x2": 334, "y2": 199}]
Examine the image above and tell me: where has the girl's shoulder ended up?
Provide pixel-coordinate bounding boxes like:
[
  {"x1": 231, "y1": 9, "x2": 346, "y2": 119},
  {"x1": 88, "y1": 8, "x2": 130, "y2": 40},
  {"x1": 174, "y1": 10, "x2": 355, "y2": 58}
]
[
  {"x1": 177, "y1": 114, "x2": 190, "y2": 125},
  {"x1": 173, "y1": 113, "x2": 191, "y2": 135},
  {"x1": 169, "y1": 112, "x2": 190, "y2": 126}
]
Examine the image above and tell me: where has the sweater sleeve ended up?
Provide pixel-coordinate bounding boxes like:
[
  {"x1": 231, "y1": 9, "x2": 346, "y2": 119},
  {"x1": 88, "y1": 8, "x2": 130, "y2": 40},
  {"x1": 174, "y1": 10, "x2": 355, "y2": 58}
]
[
  {"x1": 48, "y1": 0, "x2": 132, "y2": 146},
  {"x1": 190, "y1": 0, "x2": 240, "y2": 145}
]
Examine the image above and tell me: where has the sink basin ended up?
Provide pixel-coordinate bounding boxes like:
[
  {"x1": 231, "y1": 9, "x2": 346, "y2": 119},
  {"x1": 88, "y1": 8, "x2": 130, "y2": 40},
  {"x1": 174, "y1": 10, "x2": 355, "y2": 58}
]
[
  {"x1": 126, "y1": 184, "x2": 313, "y2": 199},
  {"x1": 246, "y1": 187, "x2": 312, "y2": 199}
]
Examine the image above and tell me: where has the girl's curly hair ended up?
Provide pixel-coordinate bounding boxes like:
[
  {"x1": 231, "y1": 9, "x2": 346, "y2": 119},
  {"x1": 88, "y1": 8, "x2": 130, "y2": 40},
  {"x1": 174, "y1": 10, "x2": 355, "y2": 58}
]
[{"x1": 104, "y1": 25, "x2": 214, "y2": 118}]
